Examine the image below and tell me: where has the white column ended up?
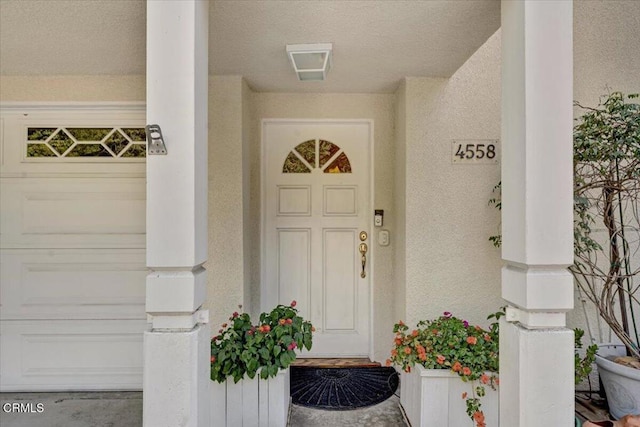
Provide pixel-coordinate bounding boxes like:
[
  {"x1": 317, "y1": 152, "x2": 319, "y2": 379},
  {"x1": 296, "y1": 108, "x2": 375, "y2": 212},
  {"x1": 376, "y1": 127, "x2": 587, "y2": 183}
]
[
  {"x1": 500, "y1": 1, "x2": 574, "y2": 426},
  {"x1": 144, "y1": 2, "x2": 209, "y2": 427}
]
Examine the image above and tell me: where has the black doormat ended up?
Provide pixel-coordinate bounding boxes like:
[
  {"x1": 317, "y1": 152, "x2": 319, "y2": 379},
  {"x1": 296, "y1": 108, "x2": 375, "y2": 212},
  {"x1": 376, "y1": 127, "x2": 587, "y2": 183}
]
[{"x1": 290, "y1": 366, "x2": 399, "y2": 410}]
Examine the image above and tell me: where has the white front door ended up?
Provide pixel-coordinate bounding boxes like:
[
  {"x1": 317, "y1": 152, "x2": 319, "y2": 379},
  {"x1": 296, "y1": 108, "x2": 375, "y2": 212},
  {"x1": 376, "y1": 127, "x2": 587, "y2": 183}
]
[{"x1": 263, "y1": 120, "x2": 372, "y2": 357}]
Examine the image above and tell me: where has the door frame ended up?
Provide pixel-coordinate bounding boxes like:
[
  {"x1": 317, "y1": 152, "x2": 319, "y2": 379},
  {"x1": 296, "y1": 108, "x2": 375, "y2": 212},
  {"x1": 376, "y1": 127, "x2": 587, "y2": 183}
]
[{"x1": 260, "y1": 118, "x2": 375, "y2": 359}]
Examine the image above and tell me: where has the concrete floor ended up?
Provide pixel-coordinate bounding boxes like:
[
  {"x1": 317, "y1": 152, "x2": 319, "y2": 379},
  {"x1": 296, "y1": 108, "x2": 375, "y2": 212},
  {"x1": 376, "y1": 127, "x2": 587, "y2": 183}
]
[
  {"x1": 1, "y1": 392, "x2": 407, "y2": 427},
  {"x1": 0, "y1": 392, "x2": 142, "y2": 427}
]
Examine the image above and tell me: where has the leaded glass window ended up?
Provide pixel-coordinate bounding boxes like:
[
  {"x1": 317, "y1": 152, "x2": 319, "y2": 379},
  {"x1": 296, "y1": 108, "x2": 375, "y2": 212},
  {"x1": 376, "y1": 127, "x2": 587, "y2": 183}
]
[{"x1": 282, "y1": 139, "x2": 351, "y2": 174}]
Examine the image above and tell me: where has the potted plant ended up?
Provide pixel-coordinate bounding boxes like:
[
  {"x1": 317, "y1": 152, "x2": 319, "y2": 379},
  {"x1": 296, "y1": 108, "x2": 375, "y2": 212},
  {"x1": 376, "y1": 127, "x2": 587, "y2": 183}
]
[
  {"x1": 388, "y1": 311, "x2": 502, "y2": 427},
  {"x1": 571, "y1": 91, "x2": 640, "y2": 419},
  {"x1": 210, "y1": 301, "x2": 314, "y2": 427}
]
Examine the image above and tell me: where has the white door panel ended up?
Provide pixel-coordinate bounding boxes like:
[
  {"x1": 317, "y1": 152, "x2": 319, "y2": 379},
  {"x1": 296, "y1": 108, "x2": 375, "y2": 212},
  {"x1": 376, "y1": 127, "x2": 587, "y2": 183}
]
[{"x1": 263, "y1": 120, "x2": 372, "y2": 356}]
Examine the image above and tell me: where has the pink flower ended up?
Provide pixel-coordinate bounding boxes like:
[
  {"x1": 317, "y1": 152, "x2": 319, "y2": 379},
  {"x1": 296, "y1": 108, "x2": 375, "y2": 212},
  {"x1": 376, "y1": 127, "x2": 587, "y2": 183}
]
[
  {"x1": 443, "y1": 311, "x2": 452, "y2": 318},
  {"x1": 463, "y1": 320, "x2": 469, "y2": 328},
  {"x1": 291, "y1": 300, "x2": 297, "y2": 307},
  {"x1": 232, "y1": 312, "x2": 239, "y2": 318},
  {"x1": 288, "y1": 341, "x2": 298, "y2": 350}
]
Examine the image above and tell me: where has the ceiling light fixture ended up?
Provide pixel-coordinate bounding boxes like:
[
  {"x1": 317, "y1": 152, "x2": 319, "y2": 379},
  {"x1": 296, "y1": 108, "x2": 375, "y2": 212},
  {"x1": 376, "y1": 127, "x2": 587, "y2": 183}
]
[{"x1": 286, "y1": 43, "x2": 332, "y2": 81}]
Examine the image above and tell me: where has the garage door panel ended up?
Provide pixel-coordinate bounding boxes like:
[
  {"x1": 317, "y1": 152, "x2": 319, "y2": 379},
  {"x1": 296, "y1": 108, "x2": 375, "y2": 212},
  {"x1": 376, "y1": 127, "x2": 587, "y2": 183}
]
[
  {"x1": 0, "y1": 178, "x2": 146, "y2": 249},
  {"x1": 0, "y1": 249, "x2": 146, "y2": 320},
  {"x1": 1, "y1": 107, "x2": 147, "y2": 392},
  {"x1": 0, "y1": 319, "x2": 147, "y2": 391}
]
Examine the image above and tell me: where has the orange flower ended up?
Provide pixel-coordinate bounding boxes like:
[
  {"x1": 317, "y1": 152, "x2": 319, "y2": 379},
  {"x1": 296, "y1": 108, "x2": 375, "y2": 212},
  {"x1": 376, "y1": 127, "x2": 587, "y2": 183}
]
[
  {"x1": 311, "y1": 326, "x2": 316, "y2": 332},
  {"x1": 412, "y1": 330, "x2": 419, "y2": 337},
  {"x1": 480, "y1": 373, "x2": 489, "y2": 384},
  {"x1": 404, "y1": 366, "x2": 411, "y2": 373},
  {"x1": 385, "y1": 359, "x2": 392, "y2": 366},
  {"x1": 452, "y1": 361, "x2": 462, "y2": 372},
  {"x1": 404, "y1": 346, "x2": 412, "y2": 355},
  {"x1": 495, "y1": 378, "x2": 500, "y2": 386},
  {"x1": 466, "y1": 336, "x2": 477, "y2": 345},
  {"x1": 279, "y1": 319, "x2": 286, "y2": 325},
  {"x1": 473, "y1": 411, "x2": 485, "y2": 423},
  {"x1": 210, "y1": 356, "x2": 216, "y2": 363},
  {"x1": 391, "y1": 349, "x2": 398, "y2": 357},
  {"x1": 395, "y1": 338, "x2": 403, "y2": 345},
  {"x1": 436, "y1": 355, "x2": 446, "y2": 365},
  {"x1": 462, "y1": 367, "x2": 472, "y2": 376},
  {"x1": 484, "y1": 334, "x2": 491, "y2": 341},
  {"x1": 398, "y1": 320, "x2": 405, "y2": 326},
  {"x1": 461, "y1": 392, "x2": 467, "y2": 399}
]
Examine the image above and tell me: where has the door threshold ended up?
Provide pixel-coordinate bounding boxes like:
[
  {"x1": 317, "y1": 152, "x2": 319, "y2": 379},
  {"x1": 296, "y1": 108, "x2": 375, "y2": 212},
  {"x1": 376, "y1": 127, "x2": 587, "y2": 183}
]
[{"x1": 290, "y1": 358, "x2": 380, "y2": 368}]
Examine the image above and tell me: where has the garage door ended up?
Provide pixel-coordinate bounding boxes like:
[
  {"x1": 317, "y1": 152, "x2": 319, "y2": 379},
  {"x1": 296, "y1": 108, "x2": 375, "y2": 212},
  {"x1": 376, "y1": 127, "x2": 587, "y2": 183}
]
[{"x1": 0, "y1": 105, "x2": 148, "y2": 391}]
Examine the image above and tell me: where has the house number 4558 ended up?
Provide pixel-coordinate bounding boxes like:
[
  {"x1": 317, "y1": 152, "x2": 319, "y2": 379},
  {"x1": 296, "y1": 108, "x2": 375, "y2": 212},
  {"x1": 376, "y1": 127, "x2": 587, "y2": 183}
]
[{"x1": 451, "y1": 140, "x2": 500, "y2": 164}]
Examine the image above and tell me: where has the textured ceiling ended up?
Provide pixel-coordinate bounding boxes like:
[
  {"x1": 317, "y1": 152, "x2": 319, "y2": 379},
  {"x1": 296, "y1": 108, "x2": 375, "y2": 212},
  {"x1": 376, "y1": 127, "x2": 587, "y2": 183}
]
[{"x1": 0, "y1": 0, "x2": 501, "y2": 93}]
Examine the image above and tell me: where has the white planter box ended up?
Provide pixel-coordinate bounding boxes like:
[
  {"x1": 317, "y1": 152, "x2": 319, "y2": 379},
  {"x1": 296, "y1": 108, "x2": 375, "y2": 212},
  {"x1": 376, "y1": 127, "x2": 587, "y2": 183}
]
[
  {"x1": 400, "y1": 365, "x2": 499, "y2": 427},
  {"x1": 210, "y1": 368, "x2": 290, "y2": 427}
]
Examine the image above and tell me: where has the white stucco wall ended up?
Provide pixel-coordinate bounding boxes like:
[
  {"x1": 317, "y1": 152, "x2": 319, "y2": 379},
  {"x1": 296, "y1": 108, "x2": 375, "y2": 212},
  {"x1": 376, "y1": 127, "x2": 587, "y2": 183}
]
[
  {"x1": 398, "y1": 30, "x2": 503, "y2": 329},
  {"x1": 568, "y1": 0, "x2": 640, "y2": 340},
  {"x1": 253, "y1": 93, "x2": 396, "y2": 362},
  {"x1": 574, "y1": 0, "x2": 640, "y2": 108},
  {"x1": 393, "y1": 80, "x2": 407, "y2": 324}
]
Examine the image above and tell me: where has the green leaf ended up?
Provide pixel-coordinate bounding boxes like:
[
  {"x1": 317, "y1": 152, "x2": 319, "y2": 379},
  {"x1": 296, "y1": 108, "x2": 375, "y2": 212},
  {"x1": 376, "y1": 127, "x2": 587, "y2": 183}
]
[
  {"x1": 279, "y1": 352, "x2": 291, "y2": 368},
  {"x1": 259, "y1": 347, "x2": 270, "y2": 361}
]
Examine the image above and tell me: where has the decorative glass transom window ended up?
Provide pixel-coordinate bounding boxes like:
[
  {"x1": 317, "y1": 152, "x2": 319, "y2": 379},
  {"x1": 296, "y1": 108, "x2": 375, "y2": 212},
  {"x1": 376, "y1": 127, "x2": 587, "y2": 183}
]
[
  {"x1": 26, "y1": 127, "x2": 146, "y2": 159},
  {"x1": 282, "y1": 139, "x2": 352, "y2": 173}
]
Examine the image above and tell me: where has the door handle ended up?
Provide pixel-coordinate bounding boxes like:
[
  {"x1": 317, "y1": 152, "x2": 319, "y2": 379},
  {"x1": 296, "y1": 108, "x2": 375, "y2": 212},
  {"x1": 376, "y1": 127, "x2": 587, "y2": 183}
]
[{"x1": 359, "y1": 243, "x2": 368, "y2": 278}]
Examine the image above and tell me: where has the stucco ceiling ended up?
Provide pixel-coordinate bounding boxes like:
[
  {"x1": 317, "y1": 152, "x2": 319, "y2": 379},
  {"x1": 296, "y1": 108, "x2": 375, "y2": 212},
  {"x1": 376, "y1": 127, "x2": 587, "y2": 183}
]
[{"x1": 0, "y1": 0, "x2": 501, "y2": 93}]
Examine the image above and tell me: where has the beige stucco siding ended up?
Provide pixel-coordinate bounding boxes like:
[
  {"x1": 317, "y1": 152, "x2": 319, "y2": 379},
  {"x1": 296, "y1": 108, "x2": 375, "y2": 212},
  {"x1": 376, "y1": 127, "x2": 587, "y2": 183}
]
[
  {"x1": 0, "y1": 75, "x2": 146, "y2": 101},
  {"x1": 398, "y1": 30, "x2": 503, "y2": 329}
]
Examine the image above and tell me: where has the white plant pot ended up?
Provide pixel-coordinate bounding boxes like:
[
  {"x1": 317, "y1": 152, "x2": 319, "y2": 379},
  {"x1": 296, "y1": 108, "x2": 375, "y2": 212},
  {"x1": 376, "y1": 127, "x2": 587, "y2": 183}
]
[
  {"x1": 595, "y1": 344, "x2": 640, "y2": 420},
  {"x1": 210, "y1": 368, "x2": 290, "y2": 427},
  {"x1": 400, "y1": 365, "x2": 499, "y2": 427}
]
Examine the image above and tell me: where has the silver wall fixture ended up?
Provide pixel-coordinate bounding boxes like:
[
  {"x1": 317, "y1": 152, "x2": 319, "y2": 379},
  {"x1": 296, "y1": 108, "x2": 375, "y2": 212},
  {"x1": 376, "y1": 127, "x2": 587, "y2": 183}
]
[{"x1": 145, "y1": 124, "x2": 167, "y2": 155}]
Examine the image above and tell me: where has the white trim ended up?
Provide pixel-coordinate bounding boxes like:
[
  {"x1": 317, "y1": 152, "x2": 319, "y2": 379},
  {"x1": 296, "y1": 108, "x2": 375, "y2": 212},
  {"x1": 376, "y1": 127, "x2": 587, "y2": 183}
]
[
  {"x1": 260, "y1": 118, "x2": 375, "y2": 358},
  {"x1": 367, "y1": 120, "x2": 375, "y2": 362},
  {"x1": 0, "y1": 102, "x2": 146, "y2": 112}
]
